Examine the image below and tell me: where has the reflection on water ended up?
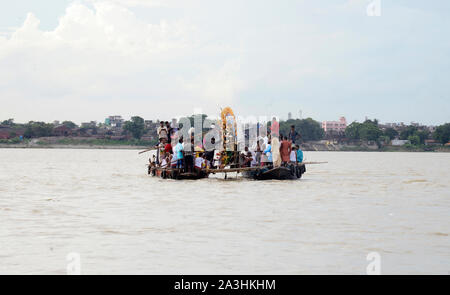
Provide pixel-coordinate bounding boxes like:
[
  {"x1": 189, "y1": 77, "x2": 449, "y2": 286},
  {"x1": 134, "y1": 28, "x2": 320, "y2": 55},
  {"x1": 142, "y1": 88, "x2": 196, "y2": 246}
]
[{"x1": 0, "y1": 149, "x2": 449, "y2": 274}]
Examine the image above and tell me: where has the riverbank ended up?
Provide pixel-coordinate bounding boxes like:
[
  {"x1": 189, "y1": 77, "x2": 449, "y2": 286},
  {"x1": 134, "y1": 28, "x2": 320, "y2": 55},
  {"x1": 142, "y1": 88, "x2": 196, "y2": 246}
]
[
  {"x1": 0, "y1": 136, "x2": 154, "y2": 150},
  {"x1": 1, "y1": 143, "x2": 449, "y2": 152},
  {"x1": 336, "y1": 145, "x2": 450, "y2": 152},
  {"x1": 0, "y1": 143, "x2": 148, "y2": 150},
  {"x1": 301, "y1": 141, "x2": 450, "y2": 152},
  {"x1": 1, "y1": 136, "x2": 449, "y2": 152}
]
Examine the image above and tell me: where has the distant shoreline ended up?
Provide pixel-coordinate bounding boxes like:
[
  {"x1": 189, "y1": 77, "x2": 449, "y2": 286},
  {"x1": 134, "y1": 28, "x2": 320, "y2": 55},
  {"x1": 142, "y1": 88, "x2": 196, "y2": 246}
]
[
  {"x1": 0, "y1": 144, "x2": 148, "y2": 150},
  {"x1": 1, "y1": 143, "x2": 449, "y2": 152}
]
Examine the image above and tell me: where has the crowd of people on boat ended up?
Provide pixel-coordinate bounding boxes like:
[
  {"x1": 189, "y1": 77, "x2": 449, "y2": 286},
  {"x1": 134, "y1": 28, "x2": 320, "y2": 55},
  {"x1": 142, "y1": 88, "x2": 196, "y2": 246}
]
[{"x1": 150, "y1": 119, "x2": 304, "y2": 173}]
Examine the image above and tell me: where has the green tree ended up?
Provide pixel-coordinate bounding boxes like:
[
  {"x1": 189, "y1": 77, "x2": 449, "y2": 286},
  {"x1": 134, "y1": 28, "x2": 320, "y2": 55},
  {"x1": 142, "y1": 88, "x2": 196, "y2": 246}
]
[
  {"x1": 279, "y1": 118, "x2": 324, "y2": 141},
  {"x1": 345, "y1": 122, "x2": 361, "y2": 140},
  {"x1": 433, "y1": 123, "x2": 450, "y2": 144},
  {"x1": 123, "y1": 116, "x2": 145, "y2": 139},
  {"x1": 344, "y1": 120, "x2": 382, "y2": 142},
  {"x1": 62, "y1": 121, "x2": 78, "y2": 129},
  {"x1": 359, "y1": 122, "x2": 382, "y2": 141},
  {"x1": 1, "y1": 119, "x2": 14, "y2": 126},
  {"x1": 364, "y1": 119, "x2": 379, "y2": 126},
  {"x1": 297, "y1": 118, "x2": 324, "y2": 141},
  {"x1": 379, "y1": 135, "x2": 390, "y2": 145},
  {"x1": 408, "y1": 135, "x2": 420, "y2": 145},
  {"x1": 23, "y1": 121, "x2": 54, "y2": 138},
  {"x1": 399, "y1": 126, "x2": 418, "y2": 140},
  {"x1": 384, "y1": 128, "x2": 398, "y2": 140},
  {"x1": 415, "y1": 130, "x2": 429, "y2": 145}
]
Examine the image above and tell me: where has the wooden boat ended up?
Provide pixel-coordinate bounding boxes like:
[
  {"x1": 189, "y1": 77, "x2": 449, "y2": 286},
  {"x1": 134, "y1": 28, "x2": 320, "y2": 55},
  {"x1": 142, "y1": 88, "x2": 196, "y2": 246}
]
[
  {"x1": 149, "y1": 167, "x2": 209, "y2": 180},
  {"x1": 241, "y1": 164, "x2": 306, "y2": 180},
  {"x1": 149, "y1": 163, "x2": 307, "y2": 180}
]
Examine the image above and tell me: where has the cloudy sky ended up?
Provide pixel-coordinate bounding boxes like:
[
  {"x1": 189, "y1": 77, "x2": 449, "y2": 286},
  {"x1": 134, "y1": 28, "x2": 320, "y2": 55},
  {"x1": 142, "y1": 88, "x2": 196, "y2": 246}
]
[{"x1": 0, "y1": 0, "x2": 449, "y2": 125}]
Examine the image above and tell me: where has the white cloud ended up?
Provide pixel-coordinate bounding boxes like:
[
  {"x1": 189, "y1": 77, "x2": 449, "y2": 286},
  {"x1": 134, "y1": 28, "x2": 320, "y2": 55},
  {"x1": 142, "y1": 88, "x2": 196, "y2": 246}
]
[
  {"x1": 87, "y1": 0, "x2": 180, "y2": 8},
  {"x1": 181, "y1": 59, "x2": 244, "y2": 107},
  {"x1": 0, "y1": 1, "x2": 242, "y2": 122}
]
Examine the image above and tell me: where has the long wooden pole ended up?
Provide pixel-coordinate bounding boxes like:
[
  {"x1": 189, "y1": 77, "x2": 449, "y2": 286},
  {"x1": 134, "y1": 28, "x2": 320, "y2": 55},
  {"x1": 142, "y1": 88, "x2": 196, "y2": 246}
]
[
  {"x1": 149, "y1": 162, "x2": 327, "y2": 173},
  {"x1": 138, "y1": 148, "x2": 156, "y2": 154}
]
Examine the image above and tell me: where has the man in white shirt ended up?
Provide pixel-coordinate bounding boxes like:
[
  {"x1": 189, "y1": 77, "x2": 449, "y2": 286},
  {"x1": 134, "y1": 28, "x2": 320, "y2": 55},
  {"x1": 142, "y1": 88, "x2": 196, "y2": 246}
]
[
  {"x1": 170, "y1": 152, "x2": 177, "y2": 168},
  {"x1": 160, "y1": 153, "x2": 168, "y2": 168},
  {"x1": 195, "y1": 154, "x2": 205, "y2": 169},
  {"x1": 157, "y1": 121, "x2": 168, "y2": 142},
  {"x1": 250, "y1": 150, "x2": 258, "y2": 167},
  {"x1": 290, "y1": 145, "x2": 297, "y2": 164}
]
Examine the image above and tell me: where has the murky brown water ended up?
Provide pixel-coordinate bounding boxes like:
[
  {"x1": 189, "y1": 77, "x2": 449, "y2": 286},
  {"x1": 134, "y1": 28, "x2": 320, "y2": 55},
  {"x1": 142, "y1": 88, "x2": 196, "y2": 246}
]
[{"x1": 0, "y1": 149, "x2": 448, "y2": 274}]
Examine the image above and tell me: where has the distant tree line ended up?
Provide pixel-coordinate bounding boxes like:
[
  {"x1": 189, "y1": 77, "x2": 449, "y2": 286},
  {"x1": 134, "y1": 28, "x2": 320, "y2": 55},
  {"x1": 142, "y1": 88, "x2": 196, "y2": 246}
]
[
  {"x1": 433, "y1": 123, "x2": 450, "y2": 144},
  {"x1": 120, "y1": 115, "x2": 326, "y2": 142},
  {"x1": 343, "y1": 119, "x2": 450, "y2": 146},
  {"x1": 278, "y1": 118, "x2": 324, "y2": 141},
  {"x1": 123, "y1": 116, "x2": 145, "y2": 139},
  {"x1": 23, "y1": 122, "x2": 54, "y2": 138},
  {"x1": 345, "y1": 119, "x2": 383, "y2": 142},
  {"x1": 2, "y1": 117, "x2": 450, "y2": 146}
]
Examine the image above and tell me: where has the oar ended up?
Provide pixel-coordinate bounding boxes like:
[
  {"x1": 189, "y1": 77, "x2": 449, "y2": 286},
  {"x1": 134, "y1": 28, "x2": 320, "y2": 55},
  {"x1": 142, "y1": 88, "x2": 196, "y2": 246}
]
[
  {"x1": 302, "y1": 161, "x2": 328, "y2": 164},
  {"x1": 138, "y1": 148, "x2": 156, "y2": 154}
]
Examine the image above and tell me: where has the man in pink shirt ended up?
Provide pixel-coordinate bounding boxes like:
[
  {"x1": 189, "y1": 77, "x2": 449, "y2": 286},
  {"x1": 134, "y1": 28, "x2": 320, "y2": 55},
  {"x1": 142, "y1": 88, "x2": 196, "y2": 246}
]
[{"x1": 270, "y1": 117, "x2": 279, "y2": 139}]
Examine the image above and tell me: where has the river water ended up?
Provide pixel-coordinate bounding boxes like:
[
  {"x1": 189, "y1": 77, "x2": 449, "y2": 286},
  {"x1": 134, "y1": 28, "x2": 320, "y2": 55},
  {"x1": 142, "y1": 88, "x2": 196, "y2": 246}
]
[{"x1": 0, "y1": 149, "x2": 448, "y2": 274}]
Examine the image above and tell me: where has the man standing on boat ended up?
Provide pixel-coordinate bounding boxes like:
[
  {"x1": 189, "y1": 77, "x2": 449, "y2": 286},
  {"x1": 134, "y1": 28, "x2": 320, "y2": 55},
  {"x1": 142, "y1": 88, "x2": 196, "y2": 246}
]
[
  {"x1": 280, "y1": 136, "x2": 291, "y2": 166},
  {"x1": 263, "y1": 139, "x2": 272, "y2": 166},
  {"x1": 288, "y1": 125, "x2": 300, "y2": 144},
  {"x1": 255, "y1": 140, "x2": 262, "y2": 166},
  {"x1": 164, "y1": 139, "x2": 172, "y2": 155},
  {"x1": 157, "y1": 121, "x2": 168, "y2": 143},
  {"x1": 165, "y1": 121, "x2": 173, "y2": 144},
  {"x1": 271, "y1": 137, "x2": 281, "y2": 167},
  {"x1": 205, "y1": 137, "x2": 216, "y2": 169},
  {"x1": 270, "y1": 117, "x2": 279, "y2": 139},
  {"x1": 296, "y1": 144, "x2": 303, "y2": 163},
  {"x1": 174, "y1": 138, "x2": 184, "y2": 169},
  {"x1": 296, "y1": 144, "x2": 306, "y2": 175},
  {"x1": 184, "y1": 137, "x2": 195, "y2": 173}
]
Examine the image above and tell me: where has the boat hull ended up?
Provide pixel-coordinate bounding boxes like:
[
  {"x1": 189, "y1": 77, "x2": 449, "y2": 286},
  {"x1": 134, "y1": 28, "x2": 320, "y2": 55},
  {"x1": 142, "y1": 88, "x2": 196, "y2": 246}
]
[
  {"x1": 242, "y1": 164, "x2": 305, "y2": 180},
  {"x1": 149, "y1": 167, "x2": 209, "y2": 180}
]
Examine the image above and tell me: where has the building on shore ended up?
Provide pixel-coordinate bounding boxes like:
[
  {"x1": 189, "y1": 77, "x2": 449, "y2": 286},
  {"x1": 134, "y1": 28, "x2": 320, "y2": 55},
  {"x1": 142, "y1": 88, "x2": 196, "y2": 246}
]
[
  {"x1": 144, "y1": 120, "x2": 153, "y2": 128},
  {"x1": 53, "y1": 125, "x2": 73, "y2": 137},
  {"x1": 424, "y1": 139, "x2": 440, "y2": 146},
  {"x1": 382, "y1": 122, "x2": 405, "y2": 131},
  {"x1": 81, "y1": 121, "x2": 97, "y2": 129},
  {"x1": 105, "y1": 116, "x2": 124, "y2": 128},
  {"x1": 0, "y1": 126, "x2": 12, "y2": 139},
  {"x1": 0, "y1": 126, "x2": 25, "y2": 139},
  {"x1": 322, "y1": 117, "x2": 347, "y2": 133},
  {"x1": 391, "y1": 139, "x2": 410, "y2": 146}
]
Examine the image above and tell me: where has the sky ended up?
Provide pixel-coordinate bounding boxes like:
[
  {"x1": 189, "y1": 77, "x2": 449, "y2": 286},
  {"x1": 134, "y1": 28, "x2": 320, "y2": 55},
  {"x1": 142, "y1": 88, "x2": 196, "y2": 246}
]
[{"x1": 0, "y1": 0, "x2": 449, "y2": 125}]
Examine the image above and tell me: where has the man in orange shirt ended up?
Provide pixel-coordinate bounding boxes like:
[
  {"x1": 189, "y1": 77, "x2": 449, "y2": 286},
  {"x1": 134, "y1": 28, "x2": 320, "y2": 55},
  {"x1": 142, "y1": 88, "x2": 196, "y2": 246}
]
[{"x1": 279, "y1": 136, "x2": 291, "y2": 165}]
